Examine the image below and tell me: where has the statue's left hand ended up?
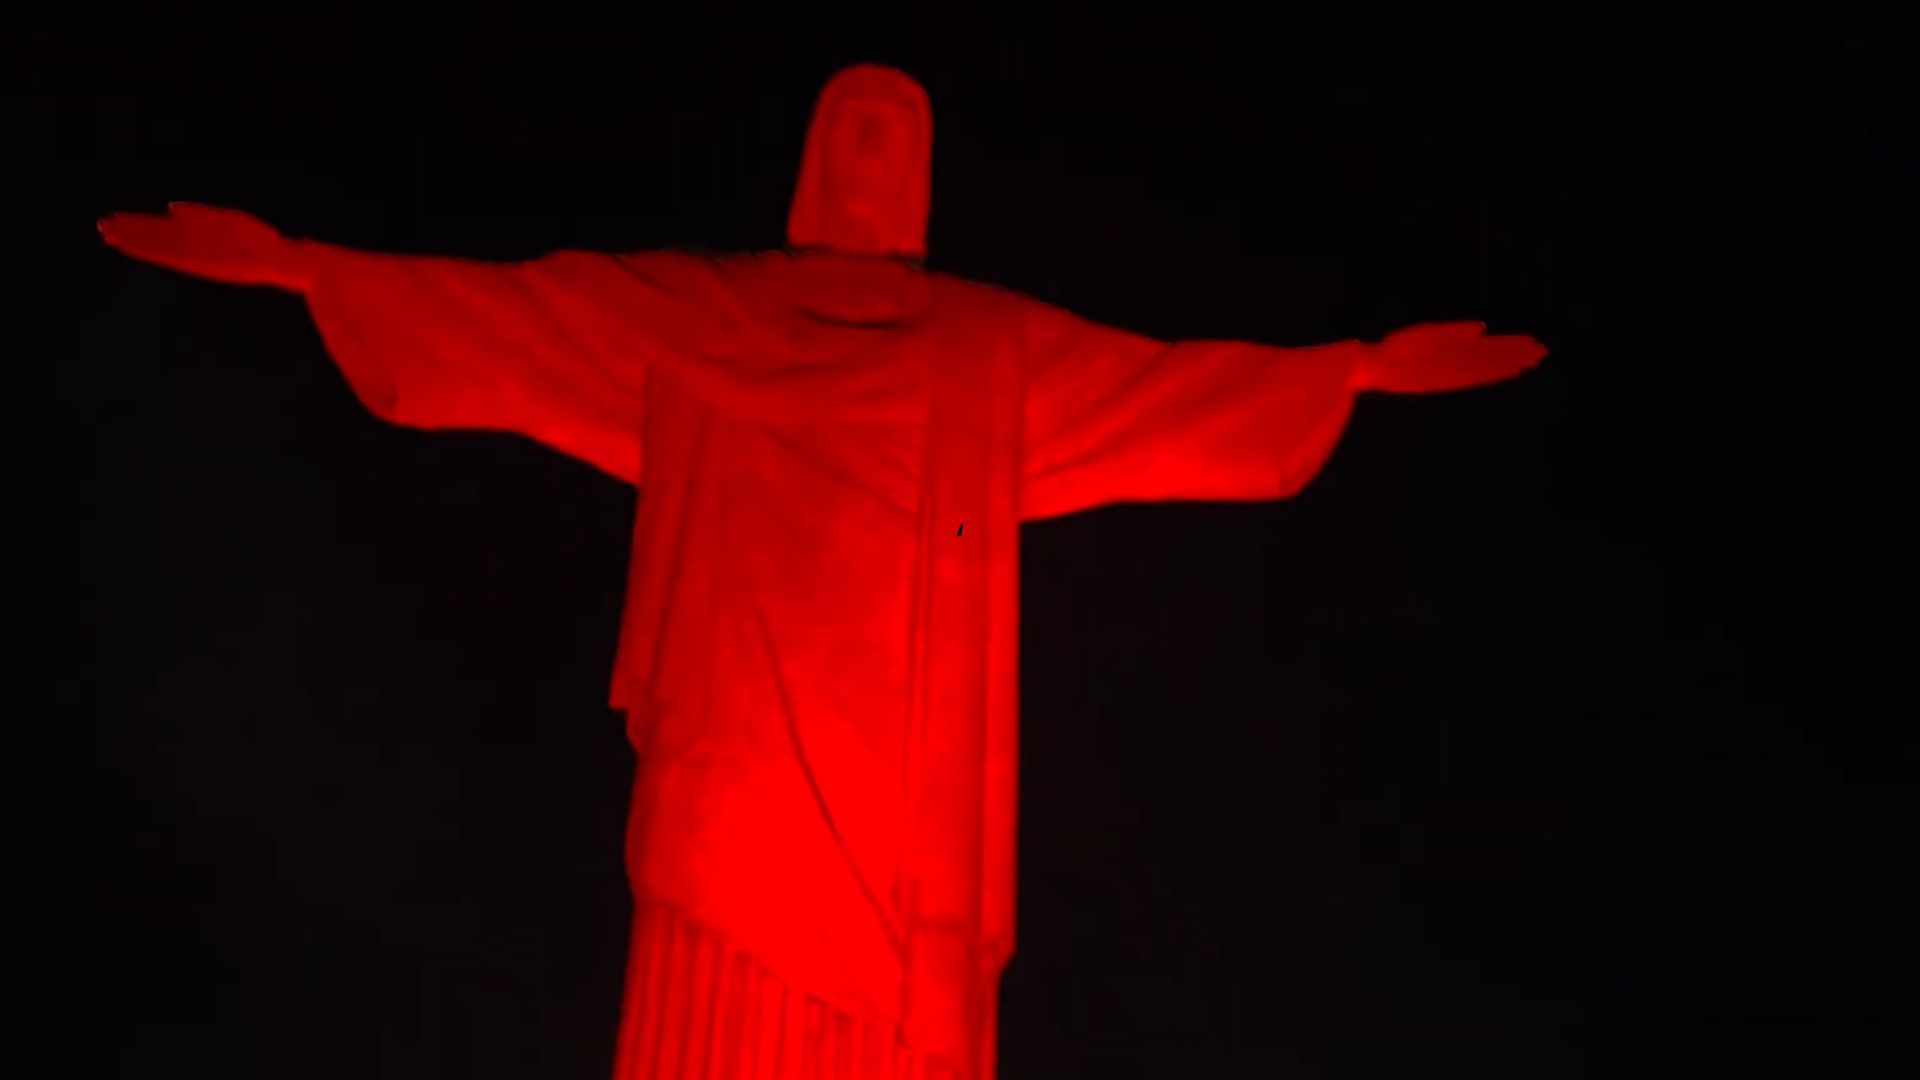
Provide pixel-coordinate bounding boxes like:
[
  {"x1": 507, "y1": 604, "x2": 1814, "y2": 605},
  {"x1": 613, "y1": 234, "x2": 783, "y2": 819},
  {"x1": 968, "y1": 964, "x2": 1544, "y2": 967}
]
[
  {"x1": 1353, "y1": 321, "x2": 1546, "y2": 394},
  {"x1": 97, "y1": 202, "x2": 311, "y2": 291}
]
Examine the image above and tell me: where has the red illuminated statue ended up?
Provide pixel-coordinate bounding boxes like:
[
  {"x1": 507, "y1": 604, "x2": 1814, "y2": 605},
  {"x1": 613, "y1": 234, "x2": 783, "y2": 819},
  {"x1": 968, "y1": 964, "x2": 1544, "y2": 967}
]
[{"x1": 100, "y1": 64, "x2": 1544, "y2": 1079}]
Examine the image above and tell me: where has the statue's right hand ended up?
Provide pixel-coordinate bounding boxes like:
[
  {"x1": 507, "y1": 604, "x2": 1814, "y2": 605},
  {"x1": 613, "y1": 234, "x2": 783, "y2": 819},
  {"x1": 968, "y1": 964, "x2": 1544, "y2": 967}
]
[{"x1": 97, "y1": 202, "x2": 310, "y2": 291}]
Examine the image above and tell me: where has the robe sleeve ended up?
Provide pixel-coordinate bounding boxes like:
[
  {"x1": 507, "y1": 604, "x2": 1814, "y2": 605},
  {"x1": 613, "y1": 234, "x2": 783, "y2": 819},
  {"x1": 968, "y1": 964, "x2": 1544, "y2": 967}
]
[
  {"x1": 298, "y1": 243, "x2": 737, "y2": 485},
  {"x1": 1019, "y1": 299, "x2": 1365, "y2": 521}
]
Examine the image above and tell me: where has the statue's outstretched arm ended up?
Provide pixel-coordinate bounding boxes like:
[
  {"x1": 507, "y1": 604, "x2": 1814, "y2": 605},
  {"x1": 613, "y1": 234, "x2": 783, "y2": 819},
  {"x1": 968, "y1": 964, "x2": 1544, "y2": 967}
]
[
  {"x1": 1019, "y1": 300, "x2": 1545, "y2": 520},
  {"x1": 100, "y1": 203, "x2": 737, "y2": 485}
]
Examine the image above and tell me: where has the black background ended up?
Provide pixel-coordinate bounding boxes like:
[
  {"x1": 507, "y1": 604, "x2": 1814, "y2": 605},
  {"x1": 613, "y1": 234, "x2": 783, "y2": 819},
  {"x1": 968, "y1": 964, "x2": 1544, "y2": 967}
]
[{"x1": 26, "y1": 3, "x2": 1912, "y2": 1077}]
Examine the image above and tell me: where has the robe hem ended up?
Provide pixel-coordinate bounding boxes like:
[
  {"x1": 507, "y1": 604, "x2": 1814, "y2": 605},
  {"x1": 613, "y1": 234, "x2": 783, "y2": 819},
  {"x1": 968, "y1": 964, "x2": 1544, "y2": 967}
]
[{"x1": 615, "y1": 896, "x2": 967, "y2": 1079}]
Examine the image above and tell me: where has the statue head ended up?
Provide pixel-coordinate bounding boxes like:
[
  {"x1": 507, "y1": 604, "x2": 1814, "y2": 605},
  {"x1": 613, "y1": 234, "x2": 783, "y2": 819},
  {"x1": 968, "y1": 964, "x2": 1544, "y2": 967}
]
[{"x1": 787, "y1": 64, "x2": 932, "y2": 261}]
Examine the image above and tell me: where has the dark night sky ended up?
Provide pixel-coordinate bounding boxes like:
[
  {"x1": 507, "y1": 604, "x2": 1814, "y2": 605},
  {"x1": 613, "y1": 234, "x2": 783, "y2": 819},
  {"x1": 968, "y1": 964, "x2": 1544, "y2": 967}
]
[{"x1": 26, "y1": 3, "x2": 1912, "y2": 1077}]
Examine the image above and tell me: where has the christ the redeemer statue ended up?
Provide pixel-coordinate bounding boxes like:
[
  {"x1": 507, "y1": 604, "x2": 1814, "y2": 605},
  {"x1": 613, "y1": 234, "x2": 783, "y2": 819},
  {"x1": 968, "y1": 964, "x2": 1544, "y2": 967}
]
[{"x1": 100, "y1": 63, "x2": 1544, "y2": 1080}]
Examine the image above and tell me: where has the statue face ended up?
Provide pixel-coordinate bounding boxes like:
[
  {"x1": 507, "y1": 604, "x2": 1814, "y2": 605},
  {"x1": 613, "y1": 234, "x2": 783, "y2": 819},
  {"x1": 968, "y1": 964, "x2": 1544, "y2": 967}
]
[
  {"x1": 822, "y1": 97, "x2": 920, "y2": 229},
  {"x1": 788, "y1": 64, "x2": 932, "y2": 260}
]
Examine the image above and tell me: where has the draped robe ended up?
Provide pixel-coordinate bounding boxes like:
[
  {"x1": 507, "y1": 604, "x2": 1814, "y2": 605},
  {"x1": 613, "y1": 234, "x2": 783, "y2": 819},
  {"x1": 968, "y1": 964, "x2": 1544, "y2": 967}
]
[{"x1": 296, "y1": 238, "x2": 1362, "y2": 1078}]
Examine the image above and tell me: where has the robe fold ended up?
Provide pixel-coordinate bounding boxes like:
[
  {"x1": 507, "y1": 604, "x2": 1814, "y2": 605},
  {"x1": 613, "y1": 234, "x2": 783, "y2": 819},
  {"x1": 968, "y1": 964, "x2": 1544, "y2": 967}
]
[{"x1": 295, "y1": 237, "x2": 1361, "y2": 1078}]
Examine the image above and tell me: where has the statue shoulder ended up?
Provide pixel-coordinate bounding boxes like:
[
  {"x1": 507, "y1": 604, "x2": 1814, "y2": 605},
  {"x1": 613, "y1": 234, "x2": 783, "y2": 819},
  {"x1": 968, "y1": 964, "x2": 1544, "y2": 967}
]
[{"x1": 924, "y1": 269, "x2": 1037, "y2": 324}]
